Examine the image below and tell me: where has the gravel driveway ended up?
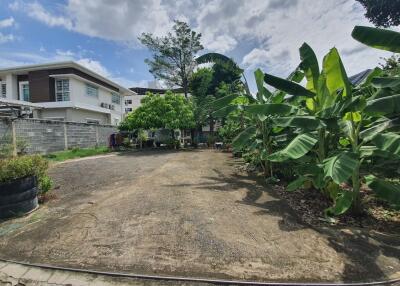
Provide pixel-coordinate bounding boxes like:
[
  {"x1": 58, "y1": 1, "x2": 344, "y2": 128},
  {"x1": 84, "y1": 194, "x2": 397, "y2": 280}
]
[{"x1": 0, "y1": 149, "x2": 399, "y2": 283}]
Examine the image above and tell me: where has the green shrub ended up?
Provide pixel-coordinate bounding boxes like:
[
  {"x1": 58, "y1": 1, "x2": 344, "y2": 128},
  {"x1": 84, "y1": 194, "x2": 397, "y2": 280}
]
[
  {"x1": 165, "y1": 138, "x2": 180, "y2": 149},
  {"x1": 38, "y1": 175, "x2": 53, "y2": 195},
  {"x1": 0, "y1": 155, "x2": 52, "y2": 196},
  {"x1": 0, "y1": 155, "x2": 48, "y2": 183},
  {"x1": 0, "y1": 137, "x2": 29, "y2": 159},
  {"x1": 71, "y1": 147, "x2": 80, "y2": 153}
]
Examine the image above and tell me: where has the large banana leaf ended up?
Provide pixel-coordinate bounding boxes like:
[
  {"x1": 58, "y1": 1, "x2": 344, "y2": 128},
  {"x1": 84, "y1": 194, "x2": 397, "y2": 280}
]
[
  {"x1": 323, "y1": 47, "x2": 351, "y2": 98},
  {"x1": 245, "y1": 103, "x2": 294, "y2": 116},
  {"x1": 286, "y1": 176, "x2": 306, "y2": 192},
  {"x1": 357, "y1": 67, "x2": 383, "y2": 87},
  {"x1": 213, "y1": 105, "x2": 238, "y2": 118},
  {"x1": 323, "y1": 152, "x2": 358, "y2": 184},
  {"x1": 360, "y1": 118, "x2": 400, "y2": 142},
  {"x1": 364, "y1": 94, "x2": 400, "y2": 115},
  {"x1": 272, "y1": 67, "x2": 305, "y2": 103},
  {"x1": 371, "y1": 77, "x2": 400, "y2": 89},
  {"x1": 351, "y1": 26, "x2": 400, "y2": 53},
  {"x1": 273, "y1": 116, "x2": 326, "y2": 130},
  {"x1": 372, "y1": 132, "x2": 400, "y2": 156},
  {"x1": 232, "y1": 126, "x2": 256, "y2": 149},
  {"x1": 295, "y1": 163, "x2": 325, "y2": 189},
  {"x1": 326, "y1": 191, "x2": 353, "y2": 216},
  {"x1": 299, "y1": 43, "x2": 319, "y2": 92},
  {"x1": 254, "y1": 69, "x2": 272, "y2": 103},
  {"x1": 268, "y1": 133, "x2": 318, "y2": 162},
  {"x1": 212, "y1": 94, "x2": 239, "y2": 110},
  {"x1": 365, "y1": 175, "x2": 400, "y2": 207},
  {"x1": 360, "y1": 146, "x2": 400, "y2": 160},
  {"x1": 264, "y1": 73, "x2": 315, "y2": 98}
]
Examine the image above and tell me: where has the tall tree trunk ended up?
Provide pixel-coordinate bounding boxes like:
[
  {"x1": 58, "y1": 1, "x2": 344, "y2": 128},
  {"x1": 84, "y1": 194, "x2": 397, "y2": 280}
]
[
  {"x1": 183, "y1": 81, "x2": 188, "y2": 99},
  {"x1": 209, "y1": 116, "x2": 214, "y2": 135}
]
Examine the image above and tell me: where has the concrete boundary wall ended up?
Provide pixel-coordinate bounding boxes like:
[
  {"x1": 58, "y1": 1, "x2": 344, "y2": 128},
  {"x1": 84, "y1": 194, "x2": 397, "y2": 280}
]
[{"x1": 0, "y1": 118, "x2": 117, "y2": 154}]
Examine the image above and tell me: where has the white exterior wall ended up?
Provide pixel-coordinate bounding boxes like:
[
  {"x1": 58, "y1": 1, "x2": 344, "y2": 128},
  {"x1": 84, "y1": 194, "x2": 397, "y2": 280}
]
[
  {"x1": 38, "y1": 109, "x2": 67, "y2": 120},
  {"x1": 63, "y1": 76, "x2": 124, "y2": 125},
  {"x1": 0, "y1": 65, "x2": 132, "y2": 126},
  {"x1": 66, "y1": 108, "x2": 110, "y2": 124},
  {"x1": 124, "y1": 94, "x2": 145, "y2": 114},
  {"x1": 2, "y1": 74, "x2": 18, "y2": 100}
]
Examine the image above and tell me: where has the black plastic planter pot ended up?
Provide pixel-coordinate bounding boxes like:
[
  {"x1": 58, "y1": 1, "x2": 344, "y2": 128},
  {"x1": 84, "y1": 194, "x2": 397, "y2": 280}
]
[{"x1": 0, "y1": 176, "x2": 38, "y2": 219}]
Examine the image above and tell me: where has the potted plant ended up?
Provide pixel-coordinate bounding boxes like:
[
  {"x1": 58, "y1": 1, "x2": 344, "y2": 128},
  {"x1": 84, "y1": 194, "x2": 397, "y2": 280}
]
[{"x1": 0, "y1": 155, "x2": 51, "y2": 219}]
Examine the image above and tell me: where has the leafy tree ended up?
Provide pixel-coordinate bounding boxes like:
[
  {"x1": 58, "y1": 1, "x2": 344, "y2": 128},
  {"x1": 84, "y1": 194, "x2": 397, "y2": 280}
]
[
  {"x1": 189, "y1": 68, "x2": 213, "y2": 98},
  {"x1": 355, "y1": 0, "x2": 400, "y2": 27},
  {"x1": 210, "y1": 61, "x2": 243, "y2": 96},
  {"x1": 139, "y1": 21, "x2": 203, "y2": 98},
  {"x1": 119, "y1": 91, "x2": 195, "y2": 137},
  {"x1": 195, "y1": 53, "x2": 244, "y2": 97},
  {"x1": 380, "y1": 55, "x2": 400, "y2": 75},
  {"x1": 189, "y1": 56, "x2": 244, "y2": 137}
]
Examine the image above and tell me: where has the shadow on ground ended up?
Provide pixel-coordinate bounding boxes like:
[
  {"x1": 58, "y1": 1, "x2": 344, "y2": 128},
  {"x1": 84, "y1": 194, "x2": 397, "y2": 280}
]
[{"x1": 164, "y1": 159, "x2": 400, "y2": 282}]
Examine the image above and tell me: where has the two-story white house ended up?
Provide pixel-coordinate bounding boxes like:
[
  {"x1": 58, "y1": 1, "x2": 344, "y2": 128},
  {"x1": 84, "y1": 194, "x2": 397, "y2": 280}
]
[{"x1": 0, "y1": 61, "x2": 136, "y2": 125}]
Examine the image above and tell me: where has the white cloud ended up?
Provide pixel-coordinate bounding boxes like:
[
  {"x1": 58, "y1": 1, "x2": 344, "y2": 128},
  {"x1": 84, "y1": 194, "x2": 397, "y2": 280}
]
[
  {"x1": 203, "y1": 34, "x2": 237, "y2": 53},
  {"x1": 0, "y1": 17, "x2": 15, "y2": 29},
  {"x1": 8, "y1": 0, "x2": 397, "y2": 90},
  {"x1": 242, "y1": 49, "x2": 270, "y2": 68},
  {"x1": 27, "y1": 2, "x2": 73, "y2": 29},
  {"x1": 76, "y1": 58, "x2": 111, "y2": 78},
  {"x1": 0, "y1": 50, "x2": 135, "y2": 88},
  {"x1": 0, "y1": 33, "x2": 15, "y2": 44},
  {"x1": 55, "y1": 49, "x2": 75, "y2": 58}
]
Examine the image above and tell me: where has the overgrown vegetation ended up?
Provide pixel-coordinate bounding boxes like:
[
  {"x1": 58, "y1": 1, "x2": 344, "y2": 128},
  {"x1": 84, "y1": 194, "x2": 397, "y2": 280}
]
[
  {"x1": 212, "y1": 25, "x2": 400, "y2": 217},
  {"x1": 119, "y1": 91, "x2": 195, "y2": 148},
  {"x1": 44, "y1": 146, "x2": 110, "y2": 162},
  {"x1": 0, "y1": 155, "x2": 52, "y2": 196}
]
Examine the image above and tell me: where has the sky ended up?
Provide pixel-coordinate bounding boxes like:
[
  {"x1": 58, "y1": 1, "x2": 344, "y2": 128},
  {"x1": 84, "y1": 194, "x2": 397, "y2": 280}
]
[{"x1": 0, "y1": 0, "x2": 397, "y2": 92}]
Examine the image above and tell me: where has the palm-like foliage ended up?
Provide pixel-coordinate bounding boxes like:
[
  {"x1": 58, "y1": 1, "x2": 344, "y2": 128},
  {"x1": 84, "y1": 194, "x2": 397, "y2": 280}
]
[{"x1": 212, "y1": 26, "x2": 400, "y2": 215}]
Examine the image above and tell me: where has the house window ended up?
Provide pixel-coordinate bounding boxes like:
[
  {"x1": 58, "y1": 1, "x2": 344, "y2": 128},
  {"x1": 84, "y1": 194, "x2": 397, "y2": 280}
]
[
  {"x1": 19, "y1": 82, "x2": 30, "y2": 101},
  {"x1": 125, "y1": 99, "x2": 132, "y2": 105},
  {"x1": 112, "y1": 93, "x2": 121, "y2": 104},
  {"x1": 55, "y1": 79, "x2": 70, "y2": 101},
  {"x1": 125, "y1": 108, "x2": 132, "y2": 112},
  {"x1": 86, "y1": 84, "x2": 98, "y2": 97},
  {"x1": 1, "y1": 82, "x2": 6, "y2": 98}
]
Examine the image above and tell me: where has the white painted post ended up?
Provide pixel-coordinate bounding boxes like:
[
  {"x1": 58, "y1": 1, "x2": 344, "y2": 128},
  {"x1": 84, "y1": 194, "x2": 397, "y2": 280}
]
[
  {"x1": 63, "y1": 123, "x2": 68, "y2": 150},
  {"x1": 11, "y1": 120, "x2": 17, "y2": 157}
]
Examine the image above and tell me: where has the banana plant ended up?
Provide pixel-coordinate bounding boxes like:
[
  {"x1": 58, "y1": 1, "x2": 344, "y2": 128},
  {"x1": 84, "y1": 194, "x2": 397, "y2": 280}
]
[
  {"x1": 263, "y1": 44, "x2": 352, "y2": 199},
  {"x1": 211, "y1": 68, "x2": 300, "y2": 178},
  {"x1": 265, "y1": 28, "x2": 400, "y2": 215},
  {"x1": 199, "y1": 52, "x2": 304, "y2": 178}
]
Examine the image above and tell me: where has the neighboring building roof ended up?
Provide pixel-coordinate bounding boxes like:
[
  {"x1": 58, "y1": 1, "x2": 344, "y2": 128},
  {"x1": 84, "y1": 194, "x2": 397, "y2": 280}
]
[
  {"x1": 130, "y1": 87, "x2": 184, "y2": 95},
  {"x1": 0, "y1": 61, "x2": 136, "y2": 95},
  {"x1": 349, "y1": 69, "x2": 372, "y2": 86}
]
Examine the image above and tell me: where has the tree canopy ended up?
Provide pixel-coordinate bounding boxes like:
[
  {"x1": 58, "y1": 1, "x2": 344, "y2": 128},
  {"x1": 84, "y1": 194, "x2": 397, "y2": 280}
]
[
  {"x1": 355, "y1": 0, "x2": 400, "y2": 27},
  {"x1": 119, "y1": 91, "x2": 195, "y2": 131},
  {"x1": 139, "y1": 21, "x2": 203, "y2": 98}
]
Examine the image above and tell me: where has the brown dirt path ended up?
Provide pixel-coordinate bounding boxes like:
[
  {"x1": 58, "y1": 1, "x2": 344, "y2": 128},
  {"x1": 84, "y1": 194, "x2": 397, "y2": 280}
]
[{"x1": 0, "y1": 149, "x2": 399, "y2": 283}]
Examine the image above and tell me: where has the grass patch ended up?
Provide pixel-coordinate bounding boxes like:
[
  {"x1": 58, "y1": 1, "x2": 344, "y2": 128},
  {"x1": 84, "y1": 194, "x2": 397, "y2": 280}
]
[{"x1": 44, "y1": 146, "x2": 111, "y2": 162}]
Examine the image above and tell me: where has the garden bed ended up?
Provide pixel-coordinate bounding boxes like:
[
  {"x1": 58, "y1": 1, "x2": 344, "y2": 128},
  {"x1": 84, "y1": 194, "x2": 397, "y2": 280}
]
[{"x1": 274, "y1": 183, "x2": 400, "y2": 233}]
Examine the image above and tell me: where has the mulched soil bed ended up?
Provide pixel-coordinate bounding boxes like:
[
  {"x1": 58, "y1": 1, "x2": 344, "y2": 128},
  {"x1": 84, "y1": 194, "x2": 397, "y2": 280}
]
[
  {"x1": 275, "y1": 183, "x2": 400, "y2": 233},
  {"x1": 235, "y1": 162, "x2": 400, "y2": 233}
]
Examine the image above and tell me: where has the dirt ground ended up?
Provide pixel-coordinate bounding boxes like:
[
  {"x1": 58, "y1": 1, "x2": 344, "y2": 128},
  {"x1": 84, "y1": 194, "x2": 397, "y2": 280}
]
[{"x1": 0, "y1": 149, "x2": 399, "y2": 283}]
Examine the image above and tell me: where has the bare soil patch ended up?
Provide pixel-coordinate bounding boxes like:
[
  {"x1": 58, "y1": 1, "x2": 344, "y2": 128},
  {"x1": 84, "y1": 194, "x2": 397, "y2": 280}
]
[{"x1": 0, "y1": 150, "x2": 399, "y2": 283}]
